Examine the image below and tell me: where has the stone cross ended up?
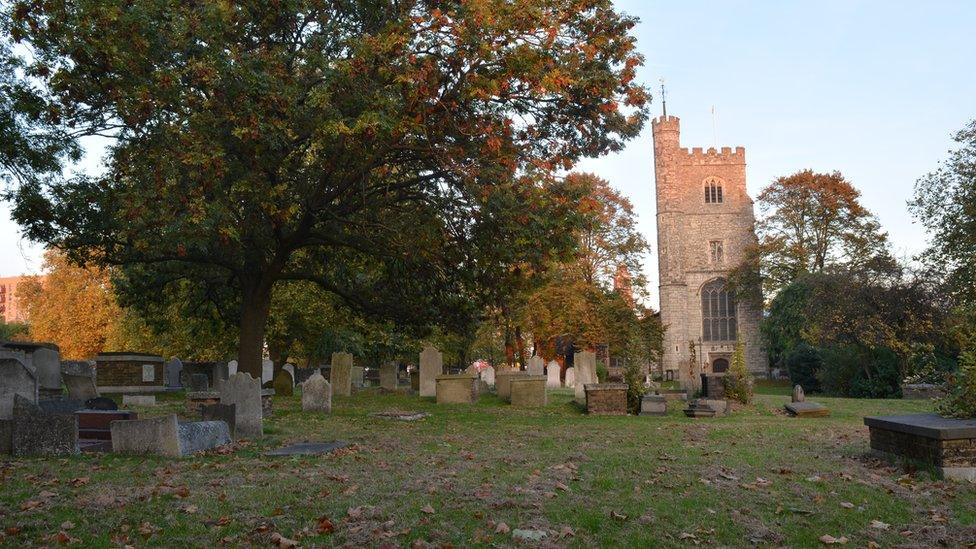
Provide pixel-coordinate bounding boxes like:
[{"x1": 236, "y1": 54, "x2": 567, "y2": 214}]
[
  {"x1": 220, "y1": 373, "x2": 263, "y2": 439},
  {"x1": 330, "y1": 352, "x2": 353, "y2": 397},
  {"x1": 546, "y1": 361, "x2": 561, "y2": 388},
  {"x1": 792, "y1": 384, "x2": 805, "y2": 403},
  {"x1": 302, "y1": 373, "x2": 332, "y2": 413},
  {"x1": 419, "y1": 345, "x2": 443, "y2": 398}
]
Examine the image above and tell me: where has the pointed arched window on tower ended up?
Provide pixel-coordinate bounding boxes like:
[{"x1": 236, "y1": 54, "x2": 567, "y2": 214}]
[
  {"x1": 701, "y1": 278, "x2": 736, "y2": 342},
  {"x1": 704, "y1": 177, "x2": 724, "y2": 204}
]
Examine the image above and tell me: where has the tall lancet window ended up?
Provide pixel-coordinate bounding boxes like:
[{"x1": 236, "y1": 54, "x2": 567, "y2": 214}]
[
  {"x1": 704, "y1": 178, "x2": 724, "y2": 204},
  {"x1": 701, "y1": 278, "x2": 736, "y2": 341}
]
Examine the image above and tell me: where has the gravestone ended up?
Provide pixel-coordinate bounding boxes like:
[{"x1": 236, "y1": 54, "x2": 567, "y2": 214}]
[
  {"x1": 227, "y1": 360, "x2": 238, "y2": 376},
  {"x1": 201, "y1": 403, "x2": 236, "y2": 438},
  {"x1": 302, "y1": 373, "x2": 332, "y2": 413},
  {"x1": 283, "y1": 363, "x2": 295, "y2": 384},
  {"x1": 546, "y1": 361, "x2": 561, "y2": 388},
  {"x1": 64, "y1": 372, "x2": 98, "y2": 401},
  {"x1": 122, "y1": 395, "x2": 156, "y2": 407},
  {"x1": 482, "y1": 366, "x2": 496, "y2": 387},
  {"x1": 94, "y1": 352, "x2": 165, "y2": 394},
  {"x1": 419, "y1": 345, "x2": 443, "y2": 398},
  {"x1": 85, "y1": 396, "x2": 119, "y2": 410},
  {"x1": 785, "y1": 401, "x2": 829, "y2": 417},
  {"x1": 39, "y1": 399, "x2": 85, "y2": 415},
  {"x1": 527, "y1": 356, "x2": 545, "y2": 376},
  {"x1": 212, "y1": 362, "x2": 230, "y2": 391},
  {"x1": 220, "y1": 373, "x2": 263, "y2": 439},
  {"x1": 273, "y1": 369, "x2": 294, "y2": 397},
  {"x1": 574, "y1": 351, "x2": 597, "y2": 402},
  {"x1": 380, "y1": 362, "x2": 398, "y2": 390},
  {"x1": 351, "y1": 365, "x2": 365, "y2": 388},
  {"x1": 435, "y1": 374, "x2": 478, "y2": 404},
  {"x1": 792, "y1": 384, "x2": 805, "y2": 403},
  {"x1": 640, "y1": 394, "x2": 667, "y2": 416},
  {"x1": 510, "y1": 375, "x2": 547, "y2": 407},
  {"x1": 261, "y1": 359, "x2": 274, "y2": 384},
  {"x1": 165, "y1": 358, "x2": 183, "y2": 389},
  {"x1": 1, "y1": 357, "x2": 37, "y2": 420},
  {"x1": 494, "y1": 370, "x2": 525, "y2": 401},
  {"x1": 61, "y1": 360, "x2": 94, "y2": 377},
  {"x1": 189, "y1": 373, "x2": 210, "y2": 392},
  {"x1": 12, "y1": 394, "x2": 78, "y2": 456},
  {"x1": 564, "y1": 367, "x2": 576, "y2": 388},
  {"x1": 3, "y1": 343, "x2": 60, "y2": 398},
  {"x1": 330, "y1": 352, "x2": 353, "y2": 397},
  {"x1": 584, "y1": 383, "x2": 627, "y2": 415},
  {"x1": 111, "y1": 414, "x2": 231, "y2": 457}
]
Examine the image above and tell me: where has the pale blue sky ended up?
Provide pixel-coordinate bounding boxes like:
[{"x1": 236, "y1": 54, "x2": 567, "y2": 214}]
[{"x1": 2, "y1": 1, "x2": 974, "y2": 309}]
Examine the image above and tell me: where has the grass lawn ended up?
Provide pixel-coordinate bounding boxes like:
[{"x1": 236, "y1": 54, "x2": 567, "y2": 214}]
[{"x1": 2, "y1": 384, "x2": 974, "y2": 547}]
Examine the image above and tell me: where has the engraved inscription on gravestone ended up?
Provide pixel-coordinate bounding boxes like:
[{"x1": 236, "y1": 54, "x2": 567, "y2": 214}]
[{"x1": 142, "y1": 364, "x2": 155, "y2": 382}]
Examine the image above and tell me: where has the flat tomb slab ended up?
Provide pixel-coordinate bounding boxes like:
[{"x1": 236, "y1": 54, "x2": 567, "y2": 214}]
[
  {"x1": 866, "y1": 413, "x2": 976, "y2": 481},
  {"x1": 264, "y1": 441, "x2": 350, "y2": 456},
  {"x1": 785, "y1": 402, "x2": 830, "y2": 417},
  {"x1": 864, "y1": 413, "x2": 976, "y2": 440}
]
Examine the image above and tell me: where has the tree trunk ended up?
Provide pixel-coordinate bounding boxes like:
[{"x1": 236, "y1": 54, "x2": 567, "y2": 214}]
[{"x1": 236, "y1": 282, "x2": 273, "y2": 380}]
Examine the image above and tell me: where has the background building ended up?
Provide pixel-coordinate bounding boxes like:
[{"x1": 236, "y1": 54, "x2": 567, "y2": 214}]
[
  {"x1": 0, "y1": 276, "x2": 32, "y2": 323},
  {"x1": 652, "y1": 114, "x2": 766, "y2": 387}
]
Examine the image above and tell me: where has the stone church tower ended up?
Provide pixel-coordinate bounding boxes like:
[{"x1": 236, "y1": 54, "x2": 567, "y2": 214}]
[{"x1": 652, "y1": 114, "x2": 766, "y2": 387}]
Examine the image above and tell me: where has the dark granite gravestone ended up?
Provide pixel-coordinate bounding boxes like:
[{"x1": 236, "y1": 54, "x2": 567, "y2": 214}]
[
  {"x1": 273, "y1": 369, "x2": 294, "y2": 397},
  {"x1": 189, "y1": 374, "x2": 210, "y2": 392},
  {"x1": 85, "y1": 397, "x2": 119, "y2": 410},
  {"x1": 201, "y1": 403, "x2": 236, "y2": 438},
  {"x1": 165, "y1": 358, "x2": 183, "y2": 389},
  {"x1": 11, "y1": 394, "x2": 78, "y2": 456},
  {"x1": 264, "y1": 441, "x2": 350, "y2": 456}
]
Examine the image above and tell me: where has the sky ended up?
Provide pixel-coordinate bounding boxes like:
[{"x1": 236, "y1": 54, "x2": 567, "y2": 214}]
[{"x1": 2, "y1": 1, "x2": 975, "y2": 308}]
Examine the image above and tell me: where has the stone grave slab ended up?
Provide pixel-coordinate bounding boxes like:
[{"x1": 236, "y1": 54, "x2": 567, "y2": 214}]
[
  {"x1": 264, "y1": 441, "x2": 350, "y2": 457},
  {"x1": 510, "y1": 375, "x2": 547, "y2": 407},
  {"x1": 865, "y1": 413, "x2": 976, "y2": 480},
  {"x1": 435, "y1": 374, "x2": 477, "y2": 404},
  {"x1": 201, "y1": 403, "x2": 236, "y2": 438},
  {"x1": 1, "y1": 357, "x2": 38, "y2": 419},
  {"x1": 64, "y1": 372, "x2": 98, "y2": 401},
  {"x1": 371, "y1": 411, "x2": 430, "y2": 421},
  {"x1": 584, "y1": 383, "x2": 627, "y2": 415},
  {"x1": 39, "y1": 399, "x2": 86, "y2": 415},
  {"x1": 111, "y1": 414, "x2": 231, "y2": 457},
  {"x1": 785, "y1": 402, "x2": 829, "y2": 418},
  {"x1": 495, "y1": 370, "x2": 525, "y2": 401},
  {"x1": 123, "y1": 395, "x2": 157, "y2": 407},
  {"x1": 640, "y1": 394, "x2": 667, "y2": 416},
  {"x1": 419, "y1": 346, "x2": 442, "y2": 398},
  {"x1": 330, "y1": 352, "x2": 353, "y2": 397}
]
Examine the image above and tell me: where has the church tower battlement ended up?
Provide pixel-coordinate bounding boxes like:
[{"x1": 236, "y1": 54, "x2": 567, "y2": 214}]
[{"x1": 651, "y1": 114, "x2": 766, "y2": 387}]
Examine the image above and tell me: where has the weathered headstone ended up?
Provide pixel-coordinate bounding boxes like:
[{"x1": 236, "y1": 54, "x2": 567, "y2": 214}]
[
  {"x1": 351, "y1": 365, "x2": 365, "y2": 388},
  {"x1": 527, "y1": 356, "x2": 545, "y2": 376},
  {"x1": 301, "y1": 373, "x2": 332, "y2": 413},
  {"x1": 584, "y1": 383, "x2": 628, "y2": 415},
  {"x1": 510, "y1": 376, "x2": 547, "y2": 407},
  {"x1": 546, "y1": 361, "x2": 561, "y2": 388},
  {"x1": 3, "y1": 343, "x2": 60, "y2": 398},
  {"x1": 64, "y1": 372, "x2": 98, "y2": 401},
  {"x1": 261, "y1": 359, "x2": 274, "y2": 384},
  {"x1": 792, "y1": 384, "x2": 805, "y2": 403},
  {"x1": 574, "y1": 351, "x2": 597, "y2": 402},
  {"x1": 111, "y1": 414, "x2": 231, "y2": 457},
  {"x1": 435, "y1": 374, "x2": 478, "y2": 404},
  {"x1": 640, "y1": 394, "x2": 667, "y2": 416},
  {"x1": 419, "y1": 345, "x2": 443, "y2": 398},
  {"x1": 380, "y1": 362, "x2": 398, "y2": 390},
  {"x1": 481, "y1": 366, "x2": 496, "y2": 387},
  {"x1": 273, "y1": 369, "x2": 294, "y2": 397},
  {"x1": 165, "y1": 358, "x2": 183, "y2": 388},
  {"x1": 212, "y1": 362, "x2": 230, "y2": 391},
  {"x1": 11, "y1": 394, "x2": 78, "y2": 456},
  {"x1": 220, "y1": 373, "x2": 263, "y2": 439},
  {"x1": 201, "y1": 403, "x2": 236, "y2": 438},
  {"x1": 122, "y1": 395, "x2": 156, "y2": 407},
  {"x1": 189, "y1": 373, "x2": 210, "y2": 392},
  {"x1": 283, "y1": 363, "x2": 295, "y2": 384},
  {"x1": 564, "y1": 367, "x2": 576, "y2": 388},
  {"x1": 330, "y1": 352, "x2": 353, "y2": 397},
  {"x1": 227, "y1": 359, "x2": 238, "y2": 376},
  {"x1": 0, "y1": 357, "x2": 37, "y2": 420}
]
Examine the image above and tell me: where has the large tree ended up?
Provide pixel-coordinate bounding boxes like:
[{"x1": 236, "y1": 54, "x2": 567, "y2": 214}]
[
  {"x1": 911, "y1": 120, "x2": 976, "y2": 306},
  {"x1": 753, "y1": 170, "x2": 893, "y2": 297},
  {"x1": 6, "y1": 0, "x2": 648, "y2": 377}
]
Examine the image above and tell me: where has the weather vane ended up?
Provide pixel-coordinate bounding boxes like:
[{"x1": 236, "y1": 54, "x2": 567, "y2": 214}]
[{"x1": 659, "y1": 77, "x2": 667, "y2": 117}]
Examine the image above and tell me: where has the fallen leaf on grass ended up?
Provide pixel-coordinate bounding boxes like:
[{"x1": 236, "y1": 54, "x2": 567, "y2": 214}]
[
  {"x1": 183, "y1": 505, "x2": 198, "y2": 514},
  {"x1": 819, "y1": 534, "x2": 848, "y2": 545},
  {"x1": 270, "y1": 532, "x2": 298, "y2": 548},
  {"x1": 495, "y1": 522, "x2": 510, "y2": 534},
  {"x1": 60, "y1": 521, "x2": 75, "y2": 530},
  {"x1": 317, "y1": 517, "x2": 335, "y2": 534},
  {"x1": 69, "y1": 477, "x2": 89, "y2": 487},
  {"x1": 610, "y1": 511, "x2": 628, "y2": 521},
  {"x1": 839, "y1": 502, "x2": 854, "y2": 509},
  {"x1": 555, "y1": 482, "x2": 570, "y2": 492},
  {"x1": 558, "y1": 526, "x2": 575, "y2": 538},
  {"x1": 869, "y1": 520, "x2": 889, "y2": 530},
  {"x1": 20, "y1": 500, "x2": 43, "y2": 511},
  {"x1": 420, "y1": 505, "x2": 435, "y2": 515}
]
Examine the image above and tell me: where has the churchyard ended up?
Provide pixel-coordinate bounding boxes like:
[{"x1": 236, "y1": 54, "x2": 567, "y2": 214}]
[{"x1": 2, "y1": 381, "x2": 974, "y2": 547}]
